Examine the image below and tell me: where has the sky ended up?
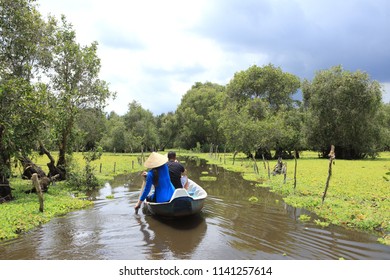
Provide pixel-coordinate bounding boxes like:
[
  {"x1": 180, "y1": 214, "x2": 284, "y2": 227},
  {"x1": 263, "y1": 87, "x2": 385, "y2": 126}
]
[{"x1": 37, "y1": 0, "x2": 390, "y2": 115}]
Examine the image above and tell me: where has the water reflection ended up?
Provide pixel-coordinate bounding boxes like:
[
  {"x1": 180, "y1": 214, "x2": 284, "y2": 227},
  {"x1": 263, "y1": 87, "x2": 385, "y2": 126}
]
[{"x1": 135, "y1": 214, "x2": 207, "y2": 259}]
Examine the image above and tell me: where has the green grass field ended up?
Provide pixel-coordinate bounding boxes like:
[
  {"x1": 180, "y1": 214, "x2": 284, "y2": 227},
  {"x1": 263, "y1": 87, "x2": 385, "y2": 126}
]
[{"x1": 181, "y1": 150, "x2": 389, "y2": 244}]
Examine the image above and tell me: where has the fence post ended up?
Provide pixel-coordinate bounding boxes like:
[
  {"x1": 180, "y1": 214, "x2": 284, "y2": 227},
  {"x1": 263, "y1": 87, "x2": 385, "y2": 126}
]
[
  {"x1": 31, "y1": 173, "x2": 43, "y2": 212},
  {"x1": 322, "y1": 145, "x2": 335, "y2": 204}
]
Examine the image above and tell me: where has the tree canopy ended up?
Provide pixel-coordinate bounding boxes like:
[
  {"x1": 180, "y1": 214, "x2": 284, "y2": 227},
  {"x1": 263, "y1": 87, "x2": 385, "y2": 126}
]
[{"x1": 303, "y1": 65, "x2": 383, "y2": 159}]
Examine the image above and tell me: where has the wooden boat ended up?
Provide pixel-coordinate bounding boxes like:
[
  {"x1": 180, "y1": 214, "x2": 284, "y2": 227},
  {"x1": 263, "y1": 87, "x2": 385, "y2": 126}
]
[{"x1": 143, "y1": 179, "x2": 207, "y2": 217}]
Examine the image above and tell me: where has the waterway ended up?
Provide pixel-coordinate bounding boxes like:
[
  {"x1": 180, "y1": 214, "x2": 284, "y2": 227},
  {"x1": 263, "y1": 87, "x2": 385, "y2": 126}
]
[{"x1": 0, "y1": 157, "x2": 388, "y2": 259}]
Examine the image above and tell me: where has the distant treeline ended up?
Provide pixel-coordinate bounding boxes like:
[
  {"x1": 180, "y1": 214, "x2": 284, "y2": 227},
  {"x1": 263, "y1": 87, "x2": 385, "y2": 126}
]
[{"x1": 77, "y1": 64, "x2": 389, "y2": 161}]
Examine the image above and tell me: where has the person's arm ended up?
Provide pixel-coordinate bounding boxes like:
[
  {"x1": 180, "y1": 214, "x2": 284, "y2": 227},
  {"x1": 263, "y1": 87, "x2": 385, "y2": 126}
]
[{"x1": 135, "y1": 171, "x2": 153, "y2": 211}]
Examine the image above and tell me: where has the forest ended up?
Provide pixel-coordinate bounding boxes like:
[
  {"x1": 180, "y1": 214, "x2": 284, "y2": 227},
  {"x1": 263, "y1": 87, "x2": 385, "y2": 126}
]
[{"x1": 1, "y1": 0, "x2": 390, "y2": 201}]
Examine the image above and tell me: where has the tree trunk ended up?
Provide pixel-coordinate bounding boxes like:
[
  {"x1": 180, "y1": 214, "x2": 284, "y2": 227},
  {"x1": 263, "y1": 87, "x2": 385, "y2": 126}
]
[
  {"x1": 0, "y1": 125, "x2": 12, "y2": 202},
  {"x1": 19, "y1": 156, "x2": 46, "y2": 179},
  {"x1": 39, "y1": 141, "x2": 66, "y2": 180}
]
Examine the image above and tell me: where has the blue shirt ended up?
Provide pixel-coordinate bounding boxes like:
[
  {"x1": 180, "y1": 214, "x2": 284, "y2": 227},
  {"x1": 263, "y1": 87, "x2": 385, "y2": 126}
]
[{"x1": 139, "y1": 164, "x2": 175, "y2": 203}]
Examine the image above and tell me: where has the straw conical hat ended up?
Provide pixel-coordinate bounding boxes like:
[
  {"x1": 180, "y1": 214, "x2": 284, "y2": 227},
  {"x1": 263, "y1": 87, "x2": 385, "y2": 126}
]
[{"x1": 144, "y1": 152, "x2": 168, "y2": 168}]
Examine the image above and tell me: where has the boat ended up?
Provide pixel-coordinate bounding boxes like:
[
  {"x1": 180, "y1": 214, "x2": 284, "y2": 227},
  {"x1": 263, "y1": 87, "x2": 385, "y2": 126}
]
[{"x1": 143, "y1": 179, "x2": 207, "y2": 217}]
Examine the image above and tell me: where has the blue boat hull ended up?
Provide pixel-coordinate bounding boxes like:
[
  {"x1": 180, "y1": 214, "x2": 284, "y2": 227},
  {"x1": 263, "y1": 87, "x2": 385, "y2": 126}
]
[
  {"x1": 142, "y1": 179, "x2": 207, "y2": 218},
  {"x1": 145, "y1": 197, "x2": 205, "y2": 217}
]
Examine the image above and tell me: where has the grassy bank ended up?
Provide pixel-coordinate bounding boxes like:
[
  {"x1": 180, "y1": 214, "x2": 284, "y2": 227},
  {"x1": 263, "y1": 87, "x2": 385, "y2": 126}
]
[
  {"x1": 1, "y1": 152, "x2": 145, "y2": 240},
  {"x1": 178, "y1": 150, "x2": 389, "y2": 245},
  {"x1": 0, "y1": 178, "x2": 93, "y2": 240}
]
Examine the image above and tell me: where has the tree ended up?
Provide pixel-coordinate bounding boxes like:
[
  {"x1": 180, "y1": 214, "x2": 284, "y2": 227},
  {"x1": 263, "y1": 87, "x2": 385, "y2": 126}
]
[
  {"x1": 156, "y1": 112, "x2": 179, "y2": 150},
  {"x1": 303, "y1": 65, "x2": 383, "y2": 159},
  {"x1": 0, "y1": 0, "x2": 53, "y2": 199},
  {"x1": 378, "y1": 103, "x2": 390, "y2": 151},
  {"x1": 219, "y1": 101, "x2": 263, "y2": 159},
  {"x1": 99, "y1": 112, "x2": 128, "y2": 152},
  {"x1": 225, "y1": 64, "x2": 301, "y2": 158},
  {"x1": 175, "y1": 82, "x2": 226, "y2": 150},
  {"x1": 48, "y1": 15, "x2": 114, "y2": 177},
  {"x1": 227, "y1": 64, "x2": 300, "y2": 111},
  {"x1": 124, "y1": 101, "x2": 158, "y2": 152},
  {"x1": 265, "y1": 107, "x2": 306, "y2": 158},
  {"x1": 75, "y1": 108, "x2": 107, "y2": 151}
]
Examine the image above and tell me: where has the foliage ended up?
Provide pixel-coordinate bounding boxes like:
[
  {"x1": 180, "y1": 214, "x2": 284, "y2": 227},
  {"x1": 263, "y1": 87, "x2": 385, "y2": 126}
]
[
  {"x1": 314, "y1": 219, "x2": 330, "y2": 228},
  {"x1": 303, "y1": 65, "x2": 383, "y2": 159},
  {"x1": 378, "y1": 103, "x2": 390, "y2": 150},
  {"x1": 175, "y1": 82, "x2": 226, "y2": 150},
  {"x1": 156, "y1": 112, "x2": 179, "y2": 150},
  {"x1": 74, "y1": 108, "x2": 107, "y2": 151},
  {"x1": 48, "y1": 15, "x2": 114, "y2": 169},
  {"x1": 226, "y1": 64, "x2": 300, "y2": 111},
  {"x1": 123, "y1": 101, "x2": 158, "y2": 151},
  {"x1": 0, "y1": 0, "x2": 53, "y2": 79},
  {"x1": 223, "y1": 64, "x2": 302, "y2": 158},
  {"x1": 0, "y1": 0, "x2": 53, "y2": 183},
  {"x1": 298, "y1": 214, "x2": 311, "y2": 222},
  {"x1": 0, "y1": 178, "x2": 92, "y2": 240},
  {"x1": 99, "y1": 112, "x2": 128, "y2": 152},
  {"x1": 199, "y1": 176, "x2": 217, "y2": 181}
]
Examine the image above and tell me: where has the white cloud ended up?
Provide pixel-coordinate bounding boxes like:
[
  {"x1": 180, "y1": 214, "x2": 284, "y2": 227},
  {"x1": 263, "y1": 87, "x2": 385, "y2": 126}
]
[
  {"x1": 382, "y1": 83, "x2": 390, "y2": 104},
  {"x1": 37, "y1": 0, "x2": 390, "y2": 115}
]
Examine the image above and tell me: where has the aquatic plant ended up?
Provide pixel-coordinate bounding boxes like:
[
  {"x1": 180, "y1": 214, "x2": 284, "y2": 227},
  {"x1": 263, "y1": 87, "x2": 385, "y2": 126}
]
[{"x1": 298, "y1": 214, "x2": 311, "y2": 222}]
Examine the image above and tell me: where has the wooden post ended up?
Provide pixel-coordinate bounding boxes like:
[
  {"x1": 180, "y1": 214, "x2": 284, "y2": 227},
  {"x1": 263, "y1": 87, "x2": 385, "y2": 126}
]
[
  {"x1": 267, "y1": 160, "x2": 270, "y2": 179},
  {"x1": 99, "y1": 163, "x2": 102, "y2": 173},
  {"x1": 113, "y1": 162, "x2": 116, "y2": 173},
  {"x1": 251, "y1": 154, "x2": 259, "y2": 174},
  {"x1": 132, "y1": 160, "x2": 134, "y2": 169},
  {"x1": 293, "y1": 151, "x2": 298, "y2": 189},
  {"x1": 31, "y1": 173, "x2": 43, "y2": 212},
  {"x1": 322, "y1": 145, "x2": 335, "y2": 204}
]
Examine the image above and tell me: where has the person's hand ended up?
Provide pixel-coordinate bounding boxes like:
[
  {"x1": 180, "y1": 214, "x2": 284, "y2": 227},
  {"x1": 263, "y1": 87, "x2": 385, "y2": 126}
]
[{"x1": 134, "y1": 200, "x2": 142, "y2": 214}]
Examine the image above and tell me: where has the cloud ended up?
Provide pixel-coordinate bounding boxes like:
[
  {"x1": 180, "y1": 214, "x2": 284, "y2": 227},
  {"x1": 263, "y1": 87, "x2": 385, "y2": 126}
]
[
  {"x1": 37, "y1": 0, "x2": 390, "y2": 115},
  {"x1": 193, "y1": 0, "x2": 390, "y2": 81}
]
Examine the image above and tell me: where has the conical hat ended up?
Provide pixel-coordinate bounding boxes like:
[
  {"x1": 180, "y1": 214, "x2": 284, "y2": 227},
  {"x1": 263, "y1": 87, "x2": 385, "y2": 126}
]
[{"x1": 144, "y1": 152, "x2": 168, "y2": 168}]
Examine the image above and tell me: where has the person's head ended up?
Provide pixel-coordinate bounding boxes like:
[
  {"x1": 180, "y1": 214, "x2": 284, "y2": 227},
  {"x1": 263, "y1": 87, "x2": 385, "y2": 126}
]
[
  {"x1": 167, "y1": 151, "x2": 176, "y2": 161},
  {"x1": 144, "y1": 152, "x2": 168, "y2": 169}
]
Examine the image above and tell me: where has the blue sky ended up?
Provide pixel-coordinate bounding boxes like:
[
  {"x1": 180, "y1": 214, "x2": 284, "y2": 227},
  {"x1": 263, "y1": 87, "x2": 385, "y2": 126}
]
[{"x1": 38, "y1": 0, "x2": 390, "y2": 115}]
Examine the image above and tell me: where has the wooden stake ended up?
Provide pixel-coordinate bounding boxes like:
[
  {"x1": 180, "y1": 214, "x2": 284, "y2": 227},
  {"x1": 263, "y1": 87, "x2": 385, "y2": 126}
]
[
  {"x1": 293, "y1": 151, "x2": 298, "y2": 189},
  {"x1": 31, "y1": 173, "x2": 44, "y2": 212},
  {"x1": 322, "y1": 145, "x2": 335, "y2": 204}
]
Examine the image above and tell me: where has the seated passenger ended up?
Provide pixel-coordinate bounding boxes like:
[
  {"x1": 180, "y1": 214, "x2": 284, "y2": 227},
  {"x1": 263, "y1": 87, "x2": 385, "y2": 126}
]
[
  {"x1": 167, "y1": 151, "x2": 188, "y2": 189},
  {"x1": 134, "y1": 152, "x2": 175, "y2": 212}
]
